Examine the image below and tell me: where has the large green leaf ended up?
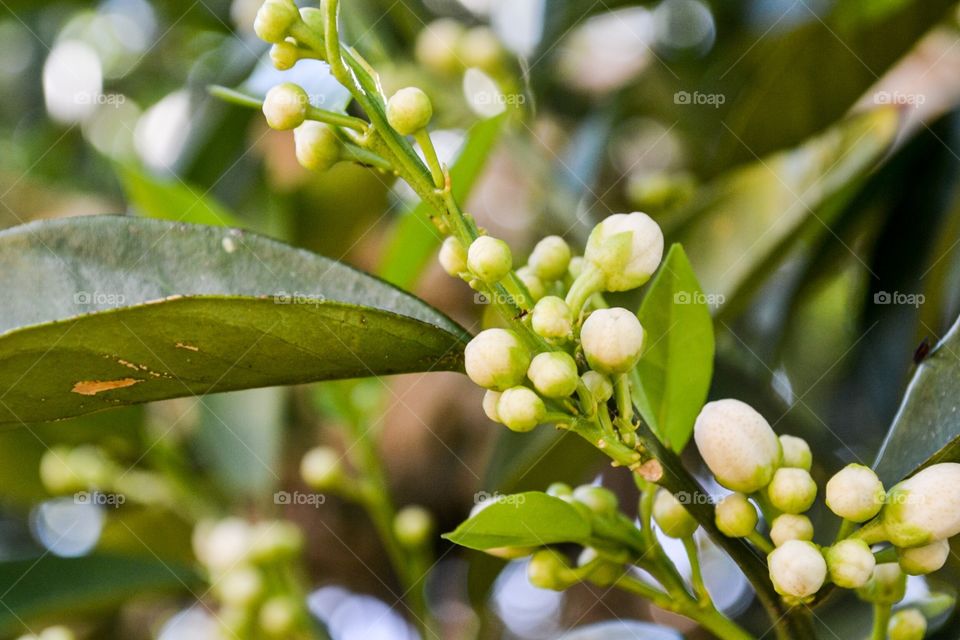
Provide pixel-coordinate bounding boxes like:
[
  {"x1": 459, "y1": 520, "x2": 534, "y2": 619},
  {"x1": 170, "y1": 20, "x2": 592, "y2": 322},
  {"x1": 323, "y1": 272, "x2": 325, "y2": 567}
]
[
  {"x1": 0, "y1": 216, "x2": 470, "y2": 424},
  {"x1": 635, "y1": 244, "x2": 714, "y2": 453},
  {"x1": 0, "y1": 554, "x2": 196, "y2": 634},
  {"x1": 873, "y1": 313, "x2": 960, "y2": 485},
  {"x1": 443, "y1": 491, "x2": 590, "y2": 550}
]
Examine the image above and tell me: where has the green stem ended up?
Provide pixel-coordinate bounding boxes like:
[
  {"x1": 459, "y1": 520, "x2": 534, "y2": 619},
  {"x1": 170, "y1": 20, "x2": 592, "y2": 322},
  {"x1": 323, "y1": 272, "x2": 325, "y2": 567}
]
[
  {"x1": 306, "y1": 106, "x2": 369, "y2": 132},
  {"x1": 870, "y1": 602, "x2": 892, "y2": 640},
  {"x1": 208, "y1": 85, "x2": 264, "y2": 110},
  {"x1": 340, "y1": 143, "x2": 392, "y2": 171},
  {"x1": 747, "y1": 531, "x2": 775, "y2": 555},
  {"x1": 834, "y1": 518, "x2": 857, "y2": 543},
  {"x1": 414, "y1": 130, "x2": 445, "y2": 188},
  {"x1": 683, "y1": 536, "x2": 712, "y2": 607}
]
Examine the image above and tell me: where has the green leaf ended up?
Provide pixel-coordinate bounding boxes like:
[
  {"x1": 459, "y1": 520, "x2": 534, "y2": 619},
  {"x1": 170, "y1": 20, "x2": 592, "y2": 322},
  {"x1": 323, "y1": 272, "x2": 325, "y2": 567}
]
[
  {"x1": 873, "y1": 313, "x2": 960, "y2": 485},
  {"x1": 0, "y1": 554, "x2": 196, "y2": 634},
  {"x1": 115, "y1": 164, "x2": 243, "y2": 228},
  {"x1": 378, "y1": 114, "x2": 506, "y2": 288},
  {"x1": 635, "y1": 244, "x2": 714, "y2": 453},
  {"x1": 0, "y1": 216, "x2": 470, "y2": 424},
  {"x1": 443, "y1": 491, "x2": 590, "y2": 550}
]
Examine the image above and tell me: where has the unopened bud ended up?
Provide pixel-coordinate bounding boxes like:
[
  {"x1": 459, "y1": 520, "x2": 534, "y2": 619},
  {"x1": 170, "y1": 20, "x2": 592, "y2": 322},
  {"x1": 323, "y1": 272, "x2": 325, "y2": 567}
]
[
  {"x1": 482, "y1": 390, "x2": 502, "y2": 423},
  {"x1": 580, "y1": 371, "x2": 613, "y2": 403},
  {"x1": 528, "y1": 236, "x2": 571, "y2": 281},
  {"x1": 825, "y1": 464, "x2": 885, "y2": 523},
  {"x1": 258, "y1": 596, "x2": 298, "y2": 637},
  {"x1": 299, "y1": 446, "x2": 344, "y2": 491},
  {"x1": 386, "y1": 87, "x2": 433, "y2": 135},
  {"x1": 572, "y1": 484, "x2": 618, "y2": 516},
  {"x1": 767, "y1": 468, "x2": 817, "y2": 514},
  {"x1": 415, "y1": 19, "x2": 465, "y2": 75},
  {"x1": 768, "y1": 540, "x2": 826, "y2": 600},
  {"x1": 216, "y1": 566, "x2": 264, "y2": 607},
  {"x1": 898, "y1": 539, "x2": 949, "y2": 576},
  {"x1": 779, "y1": 435, "x2": 812, "y2": 470},
  {"x1": 652, "y1": 489, "x2": 698, "y2": 538},
  {"x1": 715, "y1": 493, "x2": 758, "y2": 538},
  {"x1": 439, "y1": 236, "x2": 468, "y2": 277},
  {"x1": 583, "y1": 212, "x2": 664, "y2": 292},
  {"x1": 516, "y1": 267, "x2": 545, "y2": 302},
  {"x1": 270, "y1": 41, "x2": 300, "y2": 70},
  {"x1": 497, "y1": 386, "x2": 545, "y2": 432},
  {"x1": 770, "y1": 514, "x2": 814, "y2": 547},
  {"x1": 293, "y1": 121, "x2": 341, "y2": 171},
  {"x1": 580, "y1": 308, "x2": 644, "y2": 375},
  {"x1": 254, "y1": 0, "x2": 300, "y2": 44},
  {"x1": 527, "y1": 351, "x2": 579, "y2": 398},
  {"x1": 825, "y1": 539, "x2": 875, "y2": 588},
  {"x1": 888, "y1": 609, "x2": 927, "y2": 640},
  {"x1": 528, "y1": 549, "x2": 578, "y2": 590},
  {"x1": 881, "y1": 463, "x2": 960, "y2": 547},
  {"x1": 467, "y1": 236, "x2": 513, "y2": 283},
  {"x1": 394, "y1": 505, "x2": 434, "y2": 548},
  {"x1": 459, "y1": 26, "x2": 503, "y2": 73},
  {"x1": 856, "y1": 563, "x2": 906, "y2": 605},
  {"x1": 693, "y1": 399, "x2": 780, "y2": 493},
  {"x1": 464, "y1": 328, "x2": 530, "y2": 390},
  {"x1": 262, "y1": 83, "x2": 309, "y2": 130},
  {"x1": 531, "y1": 296, "x2": 573, "y2": 340}
]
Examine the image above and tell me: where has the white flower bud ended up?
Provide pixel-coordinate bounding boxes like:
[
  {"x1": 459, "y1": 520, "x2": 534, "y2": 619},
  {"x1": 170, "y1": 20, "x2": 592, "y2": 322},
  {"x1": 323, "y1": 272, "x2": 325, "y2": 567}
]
[
  {"x1": 767, "y1": 468, "x2": 817, "y2": 514},
  {"x1": 497, "y1": 386, "x2": 545, "y2": 432},
  {"x1": 293, "y1": 121, "x2": 341, "y2": 171},
  {"x1": 300, "y1": 446, "x2": 344, "y2": 491},
  {"x1": 825, "y1": 539, "x2": 875, "y2": 588},
  {"x1": 779, "y1": 435, "x2": 812, "y2": 470},
  {"x1": 254, "y1": 0, "x2": 300, "y2": 43},
  {"x1": 584, "y1": 212, "x2": 664, "y2": 292},
  {"x1": 825, "y1": 463, "x2": 885, "y2": 523},
  {"x1": 580, "y1": 308, "x2": 644, "y2": 375},
  {"x1": 888, "y1": 609, "x2": 927, "y2": 640},
  {"x1": 572, "y1": 484, "x2": 619, "y2": 516},
  {"x1": 216, "y1": 566, "x2": 263, "y2": 607},
  {"x1": 770, "y1": 514, "x2": 814, "y2": 547},
  {"x1": 269, "y1": 41, "x2": 299, "y2": 70},
  {"x1": 528, "y1": 236, "x2": 571, "y2": 281},
  {"x1": 528, "y1": 549, "x2": 577, "y2": 590},
  {"x1": 857, "y1": 563, "x2": 906, "y2": 605},
  {"x1": 464, "y1": 328, "x2": 530, "y2": 390},
  {"x1": 768, "y1": 540, "x2": 826, "y2": 600},
  {"x1": 415, "y1": 19, "x2": 465, "y2": 75},
  {"x1": 259, "y1": 596, "x2": 298, "y2": 637},
  {"x1": 458, "y1": 26, "x2": 503, "y2": 73},
  {"x1": 653, "y1": 489, "x2": 698, "y2": 538},
  {"x1": 898, "y1": 538, "x2": 949, "y2": 575},
  {"x1": 467, "y1": 236, "x2": 513, "y2": 283},
  {"x1": 527, "y1": 352, "x2": 579, "y2": 398},
  {"x1": 693, "y1": 399, "x2": 780, "y2": 493},
  {"x1": 193, "y1": 518, "x2": 253, "y2": 572},
  {"x1": 386, "y1": 87, "x2": 433, "y2": 135},
  {"x1": 516, "y1": 266, "x2": 546, "y2": 301},
  {"x1": 546, "y1": 482, "x2": 573, "y2": 498},
  {"x1": 394, "y1": 505, "x2": 434, "y2": 548},
  {"x1": 882, "y1": 463, "x2": 960, "y2": 547},
  {"x1": 439, "y1": 236, "x2": 468, "y2": 277},
  {"x1": 482, "y1": 390, "x2": 502, "y2": 423},
  {"x1": 715, "y1": 493, "x2": 758, "y2": 538},
  {"x1": 262, "y1": 83, "x2": 309, "y2": 130},
  {"x1": 581, "y1": 370, "x2": 613, "y2": 403},
  {"x1": 532, "y1": 296, "x2": 573, "y2": 340}
]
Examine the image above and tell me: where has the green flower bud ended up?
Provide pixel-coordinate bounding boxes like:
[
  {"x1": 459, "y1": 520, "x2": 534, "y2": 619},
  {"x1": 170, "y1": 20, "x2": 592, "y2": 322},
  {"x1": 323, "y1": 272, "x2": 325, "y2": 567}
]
[
  {"x1": 262, "y1": 83, "x2": 309, "y2": 130},
  {"x1": 516, "y1": 266, "x2": 546, "y2": 301},
  {"x1": 269, "y1": 41, "x2": 299, "y2": 70},
  {"x1": 464, "y1": 328, "x2": 530, "y2": 390},
  {"x1": 825, "y1": 463, "x2": 885, "y2": 523},
  {"x1": 546, "y1": 482, "x2": 573, "y2": 498},
  {"x1": 882, "y1": 463, "x2": 960, "y2": 547},
  {"x1": 767, "y1": 468, "x2": 818, "y2": 514},
  {"x1": 439, "y1": 236, "x2": 468, "y2": 277},
  {"x1": 572, "y1": 484, "x2": 618, "y2": 516},
  {"x1": 527, "y1": 351, "x2": 579, "y2": 398},
  {"x1": 386, "y1": 87, "x2": 433, "y2": 135},
  {"x1": 857, "y1": 563, "x2": 906, "y2": 605},
  {"x1": 299, "y1": 446, "x2": 344, "y2": 491},
  {"x1": 415, "y1": 19, "x2": 465, "y2": 75},
  {"x1": 825, "y1": 539, "x2": 875, "y2": 588},
  {"x1": 467, "y1": 235, "x2": 513, "y2": 283},
  {"x1": 898, "y1": 539, "x2": 949, "y2": 575},
  {"x1": 249, "y1": 520, "x2": 304, "y2": 562},
  {"x1": 768, "y1": 540, "x2": 826, "y2": 600},
  {"x1": 394, "y1": 505, "x2": 434, "y2": 548},
  {"x1": 770, "y1": 514, "x2": 814, "y2": 547},
  {"x1": 584, "y1": 212, "x2": 664, "y2": 292},
  {"x1": 715, "y1": 493, "x2": 758, "y2": 538},
  {"x1": 652, "y1": 489, "x2": 698, "y2": 538},
  {"x1": 482, "y1": 390, "x2": 502, "y2": 423},
  {"x1": 779, "y1": 435, "x2": 812, "y2": 471},
  {"x1": 293, "y1": 121, "x2": 341, "y2": 171},
  {"x1": 528, "y1": 549, "x2": 577, "y2": 590},
  {"x1": 298, "y1": 7, "x2": 324, "y2": 34},
  {"x1": 258, "y1": 595, "x2": 298, "y2": 637},
  {"x1": 888, "y1": 609, "x2": 927, "y2": 640},
  {"x1": 497, "y1": 386, "x2": 545, "y2": 432},
  {"x1": 39, "y1": 447, "x2": 85, "y2": 494},
  {"x1": 568, "y1": 256, "x2": 585, "y2": 279},
  {"x1": 693, "y1": 399, "x2": 780, "y2": 494},
  {"x1": 577, "y1": 547, "x2": 621, "y2": 587},
  {"x1": 531, "y1": 296, "x2": 573, "y2": 340},
  {"x1": 580, "y1": 370, "x2": 613, "y2": 403},
  {"x1": 580, "y1": 307, "x2": 644, "y2": 375},
  {"x1": 459, "y1": 26, "x2": 504, "y2": 73},
  {"x1": 254, "y1": 0, "x2": 300, "y2": 44},
  {"x1": 216, "y1": 566, "x2": 264, "y2": 607},
  {"x1": 528, "y1": 236, "x2": 572, "y2": 281}
]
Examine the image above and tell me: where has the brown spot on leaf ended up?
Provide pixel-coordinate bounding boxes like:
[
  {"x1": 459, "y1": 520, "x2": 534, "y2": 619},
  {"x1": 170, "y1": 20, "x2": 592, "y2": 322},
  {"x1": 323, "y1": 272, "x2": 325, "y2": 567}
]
[
  {"x1": 71, "y1": 378, "x2": 142, "y2": 396},
  {"x1": 175, "y1": 342, "x2": 199, "y2": 352}
]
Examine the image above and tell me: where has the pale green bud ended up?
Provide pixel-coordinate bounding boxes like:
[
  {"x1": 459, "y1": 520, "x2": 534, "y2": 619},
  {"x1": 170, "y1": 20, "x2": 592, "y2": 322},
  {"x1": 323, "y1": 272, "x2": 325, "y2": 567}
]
[
  {"x1": 459, "y1": 26, "x2": 503, "y2": 73},
  {"x1": 516, "y1": 267, "x2": 545, "y2": 301},
  {"x1": 546, "y1": 482, "x2": 573, "y2": 498},
  {"x1": 779, "y1": 435, "x2": 812, "y2": 470},
  {"x1": 693, "y1": 399, "x2": 780, "y2": 493},
  {"x1": 299, "y1": 446, "x2": 344, "y2": 491},
  {"x1": 386, "y1": 87, "x2": 433, "y2": 135},
  {"x1": 825, "y1": 463, "x2": 885, "y2": 523},
  {"x1": 581, "y1": 371, "x2": 613, "y2": 404},
  {"x1": 415, "y1": 19, "x2": 465, "y2": 75},
  {"x1": 825, "y1": 539, "x2": 875, "y2": 588},
  {"x1": 193, "y1": 518, "x2": 253, "y2": 572},
  {"x1": 269, "y1": 41, "x2": 299, "y2": 70},
  {"x1": 439, "y1": 236, "x2": 468, "y2": 277},
  {"x1": 857, "y1": 563, "x2": 906, "y2": 605},
  {"x1": 216, "y1": 566, "x2": 264, "y2": 607},
  {"x1": 467, "y1": 236, "x2": 513, "y2": 283},
  {"x1": 254, "y1": 0, "x2": 300, "y2": 43},
  {"x1": 482, "y1": 390, "x2": 502, "y2": 423},
  {"x1": 293, "y1": 121, "x2": 341, "y2": 171},
  {"x1": 528, "y1": 236, "x2": 571, "y2": 281},
  {"x1": 527, "y1": 351, "x2": 579, "y2": 398},
  {"x1": 394, "y1": 505, "x2": 434, "y2": 548},
  {"x1": 464, "y1": 328, "x2": 530, "y2": 390},
  {"x1": 580, "y1": 307, "x2": 644, "y2": 375},
  {"x1": 882, "y1": 463, "x2": 960, "y2": 547},
  {"x1": 577, "y1": 547, "x2": 620, "y2": 587},
  {"x1": 572, "y1": 484, "x2": 618, "y2": 516},
  {"x1": 653, "y1": 489, "x2": 698, "y2": 538},
  {"x1": 888, "y1": 609, "x2": 927, "y2": 640},
  {"x1": 258, "y1": 596, "x2": 298, "y2": 637},
  {"x1": 531, "y1": 296, "x2": 573, "y2": 340},
  {"x1": 715, "y1": 493, "x2": 758, "y2": 538},
  {"x1": 770, "y1": 514, "x2": 814, "y2": 547},
  {"x1": 528, "y1": 549, "x2": 577, "y2": 590},
  {"x1": 262, "y1": 83, "x2": 309, "y2": 130},
  {"x1": 898, "y1": 539, "x2": 949, "y2": 575},
  {"x1": 584, "y1": 212, "x2": 664, "y2": 292},
  {"x1": 39, "y1": 447, "x2": 85, "y2": 494},
  {"x1": 767, "y1": 468, "x2": 817, "y2": 514},
  {"x1": 249, "y1": 520, "x2": 304, "y2": 562},
  {"x1": 768, "y1": 540, "x2": 826, "y2": 600},
  {"x1": 37, "y1": 628, "x2": 75, "y2": 640},
  {"x1": 497, "y1": 386, "x2": 545, "y2": 432}
]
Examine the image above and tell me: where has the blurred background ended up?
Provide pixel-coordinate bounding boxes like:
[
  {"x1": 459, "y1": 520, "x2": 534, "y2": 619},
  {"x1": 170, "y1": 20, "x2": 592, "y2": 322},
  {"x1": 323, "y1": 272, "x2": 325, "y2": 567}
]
[{"x1": 2, "y1": 0, "x2": 960, "y2": 638}]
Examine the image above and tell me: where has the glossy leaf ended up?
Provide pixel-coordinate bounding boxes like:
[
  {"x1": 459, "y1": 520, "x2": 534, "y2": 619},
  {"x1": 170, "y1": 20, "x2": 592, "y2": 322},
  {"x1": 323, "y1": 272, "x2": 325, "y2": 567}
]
[
  {"x1": 635, "y1": 244, "x2": 715, "y2": 453},
  {"x1": 0, "y1": 216, "x2": 470, "y2": 424},
  {"x1": 443, "y1": 491, "x2": 590, "y2": 550},
  {"x1": 116, "y1": 164, "x2": 243, "y2": 228}
]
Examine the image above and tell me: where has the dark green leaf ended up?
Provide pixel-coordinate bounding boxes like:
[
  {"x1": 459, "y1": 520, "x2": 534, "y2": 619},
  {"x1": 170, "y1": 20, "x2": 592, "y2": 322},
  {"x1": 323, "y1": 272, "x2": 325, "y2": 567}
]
[
  {"x1": 0, "y1": 216, "x2": 470, "y2": 424},
  {"x1": 635, "y1": 244, "x2": 714, "y2": 453},
  {"x1": 116, "y1": 163, "x2": 243, "y2": 228}
]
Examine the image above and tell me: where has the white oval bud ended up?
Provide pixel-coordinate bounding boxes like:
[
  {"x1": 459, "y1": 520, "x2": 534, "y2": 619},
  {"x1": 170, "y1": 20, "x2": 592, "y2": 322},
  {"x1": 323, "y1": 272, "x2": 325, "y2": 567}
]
[
  {"x1": 882, "y1": 463, "x2": 960, "y2": 547},
  {"x1": 415, "y1": 19, "x2": 465, "y2": 75},
  {"x1": 193, "y1": 518, "x2": 253, "y2": 572},
  {"x1": 857, "y1": 563, "x2": 906, "y2": 605},
  {"x1": 580, "y1": 308, "x2": 644, "y2": 375},
  {"x1": 386, "y1": 87, "x2": 433, "y2": 135},
  {"x1": 270, "y1": 41, "x2": 299, "y2": 70},
  {"x1": 653, "y1": 489, "x2": 698, "y2": 538},
  {"x1": 546, "y1": 482, "x2": 573, "y2": 498},
  {"x1": 528, "y1": 236, "x2": 571, "y2": 281},
  {"x1": 516, "y1": 266, "x2": 545, "y2": 301},
  {"x1": 825, "y1": 463, "x2": 885, "y2": 523},
  {"x1": 888, "y1": 609, "x2": 927, "y2": 640},
  {"x1": 482, "y1": 390, "x2": 502, "y2": 423},
  {"x1": 262, "y1": 83, "x2": 309, "y2": 130},
  {"x1": 254, "y1": 0, "x2": 300, "y2": 43},
  {"x1": 584, "y1": 212, "x2": 664, "y2": 292},
  {"x1": 770, "y1": 514, "x2": 814, "y2": 547},
  {"x1": 293, "y1": 121, "x2": 341, "y2": 171},
  {"x1": 467, "y1": 236, "x2": 513, "y2": 283},
  {"x1": 458, "y1": 26, "x2": 503, "y2": 73},
  {"x1": 572, "y1": 484, "x2": 618, "y2": 516},
  {"x1": 531, "y1": 296, "x2": 573, "y2": 340},
  {"x1": 464, "y1": 328, "x2": 530, "y2": 390},
  {"x1": 300, "y1": 446, "x2": 343, "y2": 491},
  {"x1": 898, "y1": 538, "x2": 949, "y2": 575},
  {"x1": 216, "y1": 566, "x2": 263, "y2": 607},
  {"x1": 258, "y1": 596, "x2": 298, "y2": 637},
  {"x1": 693, "y1": 399, "x2": 780, "y2": 493},
  {"x1": 779, "y1": 435, "x2": 812, "y2": 470},
  {"x1": 497, "y1": 386, "x2": 545, "y2": 432},
  {"x1": 825, "y1": 539, "x2": 875, "y2": 588},
  {"x1": 439, "y1": 236, "x2": 468, "y2": 277},
  {"x1": 394, "y1": 505, "x2": 434, "y2": 548},
  {"x1": 767, "y1": 468, "x2": 817, "y2": 514},
  {"x1": 527, "y1": 351, "x2": 579, "y2": 398},
  {"x1": 768, "y1": 540, "x2": 826, "y2": 600},
  {"x1": 581, "y1": 370, "x2": 613, "y2": 403},
  {"x1": 715, "y1": 493, "x2": 758, "y2": 538}
]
